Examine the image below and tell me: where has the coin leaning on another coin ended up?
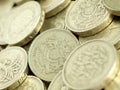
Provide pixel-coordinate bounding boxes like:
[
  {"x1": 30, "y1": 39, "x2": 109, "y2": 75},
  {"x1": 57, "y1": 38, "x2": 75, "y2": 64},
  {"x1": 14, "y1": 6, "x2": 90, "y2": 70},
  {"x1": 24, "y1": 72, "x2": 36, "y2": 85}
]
[{"x1": 62, "y1": 40, "x2": 119, "y2": 90}]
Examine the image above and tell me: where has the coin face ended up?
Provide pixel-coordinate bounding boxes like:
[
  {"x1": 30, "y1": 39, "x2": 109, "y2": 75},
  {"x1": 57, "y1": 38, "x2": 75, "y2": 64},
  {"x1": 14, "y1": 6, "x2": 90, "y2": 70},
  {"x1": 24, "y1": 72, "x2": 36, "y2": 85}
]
[
  {"x1": 48, "y1": 71, "x2": 73, "y2": 90},
  {"x1": 4, "y1": 1, "x2": 44, "y2": 46},
  {"x1": 103, "y1": 0, "x2": 120, "y2": 16},
  {"x1": 79, "y1": 18, "x2": 120, "y2": 45},
  {"x1": 16, "y1": 76, "x2": 44, "y2": 90},
  {"x1": 0, "y1": 47, "x2": 27, "y2": 89},
  {"x1": 65, "y1": 0, "x2": 112, "y2": 36},
  {"x1": 40, "y1": 0, "x2": 71, "y2": 17},
  {"x1": 63, "y1": 40, "x2": 118, "y2": 90},
  {"x1": 29, "y1": 29, "x2": 79, "y2": 81}
]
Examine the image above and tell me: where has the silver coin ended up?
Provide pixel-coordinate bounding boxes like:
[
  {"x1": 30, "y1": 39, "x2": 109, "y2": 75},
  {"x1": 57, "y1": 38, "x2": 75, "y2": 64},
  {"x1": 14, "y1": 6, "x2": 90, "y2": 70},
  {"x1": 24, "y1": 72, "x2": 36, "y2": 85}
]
[
  {"x1": 29, "y1": 28, "x2": 79, "y2": 81},
  {"x1": 0, "y1": 46, "x2": 27, "y2": 89},
  {"x1": 63, "y1": 40, "x2": 119, "y2": 90}
]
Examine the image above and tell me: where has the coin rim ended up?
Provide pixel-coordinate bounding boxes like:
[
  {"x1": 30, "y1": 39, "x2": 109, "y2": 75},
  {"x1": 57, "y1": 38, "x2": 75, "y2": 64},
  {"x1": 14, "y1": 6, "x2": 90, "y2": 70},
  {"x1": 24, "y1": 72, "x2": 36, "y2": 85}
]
[{"x1": 0, "y1": 46, "x2": 27, "y2": 89}]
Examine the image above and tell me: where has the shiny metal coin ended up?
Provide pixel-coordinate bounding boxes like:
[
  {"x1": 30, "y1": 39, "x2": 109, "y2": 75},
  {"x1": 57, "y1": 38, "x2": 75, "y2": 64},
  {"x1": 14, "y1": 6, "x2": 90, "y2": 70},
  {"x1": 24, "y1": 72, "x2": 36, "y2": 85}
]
[
  {"x1": 0, "y1": 47, "x2": 27, "y2": 89},
  {"x1": 29, "y1": 28, "x2": 79, "y2": 81},
  {"x1": 65, "y1": 0, "x2": 112, "y2": 36},
  {"x1": 4, "y1": 1, "x2": 44, "y2": 46},
  {"x1": 63, "y1": 40, "x2": 119, "y2": 90}
]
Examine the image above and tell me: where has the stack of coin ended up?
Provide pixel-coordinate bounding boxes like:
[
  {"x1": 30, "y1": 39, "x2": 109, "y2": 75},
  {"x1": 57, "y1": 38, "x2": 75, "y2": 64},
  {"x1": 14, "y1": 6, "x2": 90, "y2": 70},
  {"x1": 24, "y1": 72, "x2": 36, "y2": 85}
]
[{"x1": 1, "y1": 0, "x2": 120, "y2": 90}]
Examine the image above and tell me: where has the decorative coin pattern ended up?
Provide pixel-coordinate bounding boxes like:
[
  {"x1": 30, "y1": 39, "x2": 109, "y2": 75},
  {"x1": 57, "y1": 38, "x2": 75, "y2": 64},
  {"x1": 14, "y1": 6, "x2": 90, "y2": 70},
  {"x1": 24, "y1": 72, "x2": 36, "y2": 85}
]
[
  {"x1": 63, "y1": 40, "x2": 118, "y2": 90},
  {"x1": 29, "y1": 29, "x2": 79, "y2": 81},
  {"x1": 0, "y1": 47, "x2": 27, "y2": 89},
  {"x1": 65, "y1": 0, "x2": 112, "y2": 36}
]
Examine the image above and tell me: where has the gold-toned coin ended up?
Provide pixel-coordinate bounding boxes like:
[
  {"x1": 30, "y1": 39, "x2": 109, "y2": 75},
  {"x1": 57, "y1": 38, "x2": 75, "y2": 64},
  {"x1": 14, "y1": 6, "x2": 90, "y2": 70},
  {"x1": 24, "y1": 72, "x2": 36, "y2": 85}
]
[
  {"x1": 63, "y1": 40, "x2": 119, "y2": 90},
  {"x1": 0, "y1": 46, "x2": 27, "y2": 89},
  {"x1": 79, "y1": 17, "x2": 120, "y2": 46},
  {"x1": 48, "y1": 71, "x2": 73, "y2": 90},
  {"x1": 4, "y1": 1, "x2": 45, "y2": 46},
  {"x1": 15, "y1": 76, "x2": 45, "y2": 90},
  {"x1": 103, "y1": 0, "x2": 120, "y2": 16},
  {"x1": 28, "y1": 28, "x2": 79, "y2": 81},
  {"x1": 41, "y1": 1, "x2": 75, "y2": 32},
  {"x1": 39, "y1": 0, "x2": 71, "y2": 18},
  {"x1": 65, "y1": 0, "x2": 112, "y2": 36}
]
